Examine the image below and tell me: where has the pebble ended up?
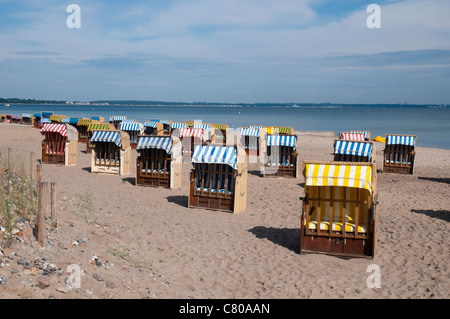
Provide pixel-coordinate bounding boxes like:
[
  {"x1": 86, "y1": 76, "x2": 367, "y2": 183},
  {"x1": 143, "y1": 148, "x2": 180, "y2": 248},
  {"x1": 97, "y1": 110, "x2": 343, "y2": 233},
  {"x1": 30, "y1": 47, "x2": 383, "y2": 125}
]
[
  {"x1": 38, "y1": 276, "x2": 50, "y2": 287},
  {"x1": 56, "y1": 286, "x2": 71, "y2": 294},
  {"x1": 93, "y1": 274, "x2": 104, "y2": 282},
  {"x1": 0, "y1": 275, "x2": 6, "y2": 285},
  {"x1": 17, "y1": 259, "x2": 29, "y2": 267},
  {"x1": 105, "y1": 281, "x2": 116, "y2": 288}
]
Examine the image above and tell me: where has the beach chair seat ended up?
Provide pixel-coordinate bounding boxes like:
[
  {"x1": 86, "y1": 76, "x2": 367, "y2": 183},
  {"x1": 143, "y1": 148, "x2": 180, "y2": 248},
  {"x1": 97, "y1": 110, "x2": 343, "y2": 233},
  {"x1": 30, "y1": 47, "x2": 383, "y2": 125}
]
[
  {"x1": 135, "y1": 136, "x2": 182, "y2": 188},
  {"x1": 300, "y1": 161, "x2": 378, "y2": 258},
  {"x1": 333, "y1": 140, "x2": 375, "y2": 163},
  {"x1": 382, "y1": 134, "x2": 416, "y2": 174},
  {"x1": 40, "y1": 123, "x2": 78, "y2": 166},
  {"x1": 189, "y1": 144, "x2": 247, "y2": 213},
  {"x1": 90, "y1": 130, "x2": 131, "y2": 175},
  {"x1": 263, "y1": 133, "x2": 299, "y2": 177}
]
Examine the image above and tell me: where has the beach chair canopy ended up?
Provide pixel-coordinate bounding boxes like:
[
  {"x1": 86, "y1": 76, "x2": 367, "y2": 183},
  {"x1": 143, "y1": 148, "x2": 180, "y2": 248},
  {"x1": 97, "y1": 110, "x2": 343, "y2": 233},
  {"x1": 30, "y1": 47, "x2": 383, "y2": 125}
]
[
  {"x1": 304, "y1": 161, "x2": 374, "y2": 195},
  {"x1": 267, "y1": 127, "x2": 293, "y2": 135},
  {"x1": 334, "y1": 140, "x2": 373, "y2": 158},
  {"x1": 40, "y1": 123, "x2": 78, "y2": 141},
  {"x1": 171, "y1": 122, "x2": 188, "y2": 129},
  {"x1": 240, "y1": 128, "x2": 260, "y2": 137},
  {"x1": 33, "y1": 113, "x2": 42, "y2": 118},
  {"x1": 21, "y1": 114, "x2": 32, "y2": 118},
  {"x1": 248, "y1": 125, "x2": 265, "y2": 129},
  {"x1": 192, "y1": 145, "x2": 237, "y2": 170},
  {"x1": 211, "y1": 123, "x2": 228, "y2": 130},
  {"x1": 340, "y1": 132, "x2": 366, "y2": 141},
  {"x1": 77, "y1": 118, "x2": 93, "y2": 126},
  {"x1": 41, "y1": 112, "x2": 53, "y2": 118},
  {"x1": 179, "y1": 128, "x2": 204, "y2": 138},
  {"x1": 61, "y1": 118, "x2": 70, "y2": 123},
  {"x1": 40, "y1": 123, "x2": 68, "y2": 137},
  {"x1": 49, "y1": 115, "x2": 67, "y2": 122},
  {"x1": 193, "y1": 123, "x2": 211, "y2": 131},
  {"x1": 109, "y1": 116, "x2": 127, "y2": 122},
  {"x1": 386, "y1": 135, "x2": 416, "y2": 146},
  {"x1": 349, "y1": 130, "x2": 370, "y2": 140},
  {"x1": 267, "y1": 135, "x2": 297, "y2": 149},
  {"x1": 137, "y1": 136, "x2": 172, "y2": 155},
  {"x1": 144, "y1": 121, "x2": 158, "y2": 128},
  {"x1": 91, "y1": 130, "x2": 130, "y2": 149},
  {"x1": 87, "y1": 123, "x2": 111, "y2": 132},
  {"x1": 42, "y1": 118, "x2": 51, "y2": 123},
  {"x1": 90, "y1": 116, "x2": 104, "y2": 122},
  {"x1": 119, "y1": 121, "x2": 143, "y2": 132}
]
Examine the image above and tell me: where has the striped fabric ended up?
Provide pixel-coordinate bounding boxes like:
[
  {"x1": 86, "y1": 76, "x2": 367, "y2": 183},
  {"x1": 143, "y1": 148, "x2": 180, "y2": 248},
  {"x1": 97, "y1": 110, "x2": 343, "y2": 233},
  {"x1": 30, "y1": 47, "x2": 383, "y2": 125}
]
[
  {"x1": 249, "y1": 125, "x2": 265, "y2": 129},
  {"x1": 180, "y1": 128, "x2": 203, "y2": 138},
  {"x1": 349, "y1": 130, "x2": 369, "y2": 140},
  {"x1": 240, "y1": 128, "x2": 260, "y2": 137},
  {"x1": 211, "y1": 123, "x2": 228, "y2": 130},
  {"x1": 21, "y1": 114, "x2": 32, "y2": 118},
  {"x1": 87, "y1": 123, "x2": 110, "y2": 132},
  {"x1": 192, "y1": 145, "x2": 237, "y2": 170},
  {"x1": 110, "y1": 116, "x2": 127, "y2": 122},
  {"x1": 77, "y1": 119, "x2": 93, "y2": 126},
  {"x1": 193, "y1": 123, "x2": 211, "y2": 131},
  {"x1": 304, "y1": 162, "x2": 373, "y2": 194},
  {"x1": 334, "y1": 140, "x2": 373, "y2": 158},
  {"x1": 160, "y1": 120, "x2": 170, "y2": 125},
  {"x1": 144, "y1": 121, "x2": 158, "y2": 128},
  {"x1": 49, "y1": 115, "x2": 66, "y2": 122},
  {"x1": 40, "y1": 123, "x2": 67, "y2": 137},
  {"x1": 120, "y1": 121, "x2": 141, "y2": 131},
  {"x1": 171, "y1": 122, "x2": 188, "y2": 129},
  {"x1": 268, "y1": 127, "x2": 292, "y2": 135},
  {"x1": 267, "y1": 135, "x2": 297, "y2": 149},
  {"x1": 386, "y1": 135, "x2": 416, "y2": 146},
  {"x1": 91, "y1": 131, "x2": 122, "y2": 147},
  {"x1": 68, "y1": 118, "x2": 82, "y2": 125},
  {"x1": 340, "y1": 132, "x2": 366, "y2": 141},
  {"x1": 61, "y1": 118, "x2": 70, "y2": 123},
  {"x1": 137, "y1": 136, "x2": 172, "y2": 154}
]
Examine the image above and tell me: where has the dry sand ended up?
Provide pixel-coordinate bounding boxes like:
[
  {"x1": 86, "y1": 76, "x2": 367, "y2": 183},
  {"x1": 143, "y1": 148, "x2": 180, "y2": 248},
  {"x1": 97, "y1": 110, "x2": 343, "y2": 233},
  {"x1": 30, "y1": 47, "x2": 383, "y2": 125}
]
[{"x1": 0, "y1": 123, "x2": 448, "y2": 299}]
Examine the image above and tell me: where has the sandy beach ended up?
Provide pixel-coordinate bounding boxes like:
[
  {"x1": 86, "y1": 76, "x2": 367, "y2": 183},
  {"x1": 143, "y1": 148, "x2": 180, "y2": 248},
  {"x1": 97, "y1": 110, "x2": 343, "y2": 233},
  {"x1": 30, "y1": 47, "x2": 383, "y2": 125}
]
[{"x1": 0, "y1": 123, "x2": 448, "y2": 300}]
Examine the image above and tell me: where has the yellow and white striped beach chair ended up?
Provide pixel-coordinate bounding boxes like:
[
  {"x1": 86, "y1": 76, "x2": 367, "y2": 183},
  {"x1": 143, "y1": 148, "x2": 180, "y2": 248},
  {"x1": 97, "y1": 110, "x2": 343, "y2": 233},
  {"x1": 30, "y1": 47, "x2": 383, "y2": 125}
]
[{"x1": 300, "y1": 161, "x2": 378, "y2": 258}]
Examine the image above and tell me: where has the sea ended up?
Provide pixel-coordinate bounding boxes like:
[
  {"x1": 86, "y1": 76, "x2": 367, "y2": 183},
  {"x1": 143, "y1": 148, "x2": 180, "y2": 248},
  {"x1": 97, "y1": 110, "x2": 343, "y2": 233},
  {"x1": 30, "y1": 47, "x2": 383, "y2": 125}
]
[{"x1": 2, "y1": 103, "x2": 450, "y2": 150}]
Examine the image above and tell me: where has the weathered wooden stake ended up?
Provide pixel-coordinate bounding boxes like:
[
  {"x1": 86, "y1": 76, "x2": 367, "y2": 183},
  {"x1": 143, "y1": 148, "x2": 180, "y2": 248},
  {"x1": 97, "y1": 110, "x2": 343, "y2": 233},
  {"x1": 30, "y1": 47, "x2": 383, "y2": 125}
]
[
  {"x1": 51, "y1": 182, "x2": 57, "y2": 228},
  {"x1": 37, "y1": 164, "x2": 42, "y2": 185},
  {"x1": 36, "y1": 181, "x2": 47, "y2": 245},
  {"x1": 30, "y1": 152, "x2": 35, "y2": 181}
]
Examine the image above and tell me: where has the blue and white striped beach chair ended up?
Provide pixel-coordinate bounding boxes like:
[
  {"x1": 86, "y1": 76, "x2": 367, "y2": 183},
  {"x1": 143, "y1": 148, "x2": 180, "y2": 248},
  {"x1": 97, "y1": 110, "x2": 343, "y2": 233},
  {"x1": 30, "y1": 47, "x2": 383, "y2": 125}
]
[{"x1": 382, "y1": 134, "x2": 416, "y2": 174}]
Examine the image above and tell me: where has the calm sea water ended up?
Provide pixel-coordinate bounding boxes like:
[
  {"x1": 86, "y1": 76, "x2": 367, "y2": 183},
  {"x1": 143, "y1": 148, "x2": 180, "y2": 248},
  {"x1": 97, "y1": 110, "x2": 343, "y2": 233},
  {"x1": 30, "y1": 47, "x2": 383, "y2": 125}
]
[{"x1": 3, "y1": 104, "x2": 450, "y2": 150}]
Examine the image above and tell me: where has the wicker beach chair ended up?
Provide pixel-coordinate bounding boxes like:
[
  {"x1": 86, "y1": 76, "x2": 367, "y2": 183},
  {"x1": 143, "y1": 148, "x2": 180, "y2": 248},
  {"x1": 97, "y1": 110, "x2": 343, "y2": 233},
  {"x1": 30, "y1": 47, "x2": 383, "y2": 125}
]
[
  {"x1": 210, "y1": 123, "x2": 229, "y2": 145},
  {"x1": 382, "y1": 134, "x2": 416, "y2": 174},
  {"x1": 144, "y1": 121, "x2": 165, "y2": 136},
  {"x1": 40, "y1": 123, "x2": 78, "y2": 166},
  {"x1": 339, "y1": 131, "x2": 368, "y2": 141},
  {"x1": 76, "y1": 118, "x2": 95, "y2": 143},
  {"x1": 239, "y1": 126, "x2": 267, "y2": 160},
  {"x1": 136, "y1": 135, "x2": 182, "y2": 189},
  {"x1": 86, "y1": 122, "x2": 113, "y2": 153},
  {"x1": 263, "y1": 127, "x2": 300, "y2": 178},
  {"x1": 109, "y1": 116, "x2": 127, "y2": 130},
  {"x1": 21, "y1": 114, "x2": 34, "y2": 126},
  {"x1": 300, "y1": 161, "x2": 378, "y2": 258},
  {"x1": 333, "y1": 140, "x2": 375, "y2": 163},
  {"x1": 90, "y1": 130, "x2": 131, "y2": 176},
  {"x1": 189, "y1": 144, "x2": 247, "y2": 213},
  {"x1": 177, "y1": 127, "x2": 212, "y2": 155}
]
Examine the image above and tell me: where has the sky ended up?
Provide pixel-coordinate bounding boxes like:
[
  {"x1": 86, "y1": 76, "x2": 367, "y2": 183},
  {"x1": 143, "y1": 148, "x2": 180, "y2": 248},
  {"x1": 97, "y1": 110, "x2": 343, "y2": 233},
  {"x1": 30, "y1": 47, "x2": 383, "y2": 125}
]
[{"x1": 0, "y1": 0, "x2": 449, "y2": 104}]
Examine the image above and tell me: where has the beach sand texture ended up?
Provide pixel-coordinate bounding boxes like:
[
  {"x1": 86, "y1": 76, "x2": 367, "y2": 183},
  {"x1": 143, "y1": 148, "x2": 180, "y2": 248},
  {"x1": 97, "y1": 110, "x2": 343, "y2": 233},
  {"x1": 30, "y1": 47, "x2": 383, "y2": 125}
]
[{"x1": 0, "y1": 123, "x2": 448, "y2": 299}]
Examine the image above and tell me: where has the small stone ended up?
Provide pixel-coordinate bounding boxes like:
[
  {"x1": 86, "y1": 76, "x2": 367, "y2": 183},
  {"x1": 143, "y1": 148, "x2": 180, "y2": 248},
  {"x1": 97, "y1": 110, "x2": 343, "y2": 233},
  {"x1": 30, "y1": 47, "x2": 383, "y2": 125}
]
[
  {"x1": 56, "y1": 286, "x2": 71, "y2": 294},
  {"x1": 105, "y1": 281, "x2": 115, "y2": 288},
  {"x1": 93, "y1": 274, "x2": 104, "y2": 282},
  {"x1": 38, "y1": 276, "x2": 50, "y2": 287},
  {"x1": 0, "y1": 275, "x2": 6, "y2": 285},
  {"x1": 17, "y1": 259, "x2": 29, "y2": 267}
]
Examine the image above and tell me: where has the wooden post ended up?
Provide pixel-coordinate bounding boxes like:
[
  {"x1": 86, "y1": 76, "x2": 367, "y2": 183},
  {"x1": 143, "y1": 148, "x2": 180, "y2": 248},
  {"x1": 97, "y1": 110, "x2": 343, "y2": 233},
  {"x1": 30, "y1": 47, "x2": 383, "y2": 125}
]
[
  {"x1": 36, "y1": 181, "x2": 47, "y2": 246},
  {"x1": 51, "y1": 182, "x2": 57, "y2": 228},
  {"x1": 37, "y1": 164, "x2": 41, "y2": 185},
  {"x1": 30, "y1": 152, "x2": 35, "y2": 181}
]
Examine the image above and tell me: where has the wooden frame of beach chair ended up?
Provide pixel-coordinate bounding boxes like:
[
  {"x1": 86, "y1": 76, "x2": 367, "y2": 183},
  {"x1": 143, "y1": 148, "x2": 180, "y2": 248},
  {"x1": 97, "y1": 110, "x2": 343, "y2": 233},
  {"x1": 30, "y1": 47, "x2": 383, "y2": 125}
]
[
  {"x1": 382, "y1": 134, "x2": 416, "y2": 174},
  {"x1": 86, "y1": 123, "x2": 113, "y2": 154},
  {"x1": 263, "y1": 127, "x2": 299, "y2": 178},
  {"x1": 136, "y1": 136, "x2": 182, "y2": 189},
  {"x1": 239, "y1": 126, "x2": 267, "y2": 160},
  {"x1": 339, "y1": 132, "x2": 368, "y2": 142},
  {"x1": 188, "y1": 144, "x2": 247, "y2": 213},
  {"x1": 119, "y1": 120, "x2": 143, "y2": 149},
  {"x1": 300, "y1": 161, "x2": 378, "y2": 258},
  {"x1": 40, "y1": 123, "x2": 78, "y2": 166},
  {"x1": 144, "y1": 121, "x2": 165, "y2": 136},
  {"x1": 333, "y1": 140, "x2": 376, "y2": 163},
  {"x1": 91, "y1": 130, "x2": 131, "y2": 176}
]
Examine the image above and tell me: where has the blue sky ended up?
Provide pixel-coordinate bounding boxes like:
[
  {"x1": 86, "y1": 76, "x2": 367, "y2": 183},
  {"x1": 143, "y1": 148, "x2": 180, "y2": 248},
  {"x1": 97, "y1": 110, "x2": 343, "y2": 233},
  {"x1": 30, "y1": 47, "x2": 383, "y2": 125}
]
[{"x1": 0, "y1": 0, "x2": 449, "y2": 104}]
